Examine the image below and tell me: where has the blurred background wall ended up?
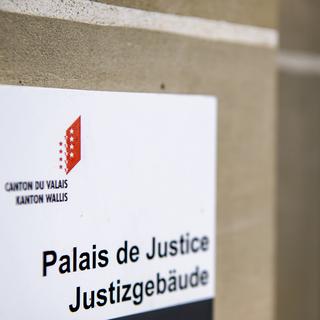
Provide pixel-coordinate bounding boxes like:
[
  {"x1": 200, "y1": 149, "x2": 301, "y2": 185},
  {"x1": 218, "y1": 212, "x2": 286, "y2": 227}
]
[
  {"x1": 2, "y1": 0, "x2": 320, "y2": 319},
  {"x1": 277, "y1": 0, "x2": 320, "y2": 319}
]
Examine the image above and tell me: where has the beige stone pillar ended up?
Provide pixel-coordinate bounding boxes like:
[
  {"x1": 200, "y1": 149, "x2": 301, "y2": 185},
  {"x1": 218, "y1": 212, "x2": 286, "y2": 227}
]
[{"x1": 0, "y1": 1, "x2": 278, "y2": 319}]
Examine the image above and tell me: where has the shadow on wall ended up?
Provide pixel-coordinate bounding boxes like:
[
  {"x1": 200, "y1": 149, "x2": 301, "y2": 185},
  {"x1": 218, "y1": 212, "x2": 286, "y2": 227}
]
[{"x1": 277, "y1": 71, "x2": 320, "y2": 320}]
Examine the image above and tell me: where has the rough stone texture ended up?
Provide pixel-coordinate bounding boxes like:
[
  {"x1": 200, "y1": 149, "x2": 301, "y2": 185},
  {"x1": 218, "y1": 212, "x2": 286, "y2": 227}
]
[
  {"x1": 280, "y1": 0, "x2": 320, "y2": 54},
  {"x1": 97, "y1": 0, "x2": 277, "y2": 28},
  {"x1": 277, "y1": 73, "x2": 320, "y2": 320},
  {"x1": 0, "y1": 11, "x2": 277, "y2": 320}
]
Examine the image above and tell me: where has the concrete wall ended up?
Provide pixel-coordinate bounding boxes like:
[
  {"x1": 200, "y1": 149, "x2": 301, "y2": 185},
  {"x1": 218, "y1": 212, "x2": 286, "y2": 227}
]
[
  {"x1": 277, "y1": 0, "x2": 320, "y2": 319},
  {"x1": 0, "y1": 1, "x2": 278, "y2": 319}
]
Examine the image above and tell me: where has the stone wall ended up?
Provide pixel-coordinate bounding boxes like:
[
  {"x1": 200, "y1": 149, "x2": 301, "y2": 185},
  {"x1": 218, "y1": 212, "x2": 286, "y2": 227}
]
[
  {"x1": 277, "y1": 0, "x2": 320, "y2": 319},
  {"x1": 0, "y1": 1, "x2": 278, "y2": 319}
]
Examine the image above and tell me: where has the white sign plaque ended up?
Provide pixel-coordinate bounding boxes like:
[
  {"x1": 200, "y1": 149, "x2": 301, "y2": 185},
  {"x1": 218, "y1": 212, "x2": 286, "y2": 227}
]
[{"x1": 0, "y1": 85, "x2": 217, "y2": 320}]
